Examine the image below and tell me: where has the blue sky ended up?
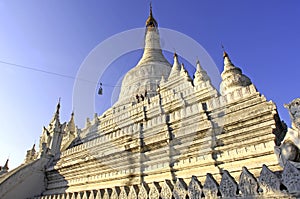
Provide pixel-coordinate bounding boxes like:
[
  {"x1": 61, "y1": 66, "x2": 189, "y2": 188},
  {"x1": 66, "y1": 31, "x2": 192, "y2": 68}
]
[{"x1": 0, "y1": 1, "x2": 299, "y2": 169}]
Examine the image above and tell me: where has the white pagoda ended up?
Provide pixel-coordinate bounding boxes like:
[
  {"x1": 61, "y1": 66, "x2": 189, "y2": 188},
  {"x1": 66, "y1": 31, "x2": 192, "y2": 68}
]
[{"x1": 1, "y1": 6, "x2": 299, "y2": 199}]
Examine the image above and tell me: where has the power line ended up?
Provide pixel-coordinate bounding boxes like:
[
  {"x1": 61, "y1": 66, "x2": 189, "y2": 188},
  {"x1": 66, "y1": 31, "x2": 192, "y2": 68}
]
[
  {"x1": 0, "y1": 60, "x2": 121, "y2": 87},
  {"x1": 0, "y1": 60, "x2": 78, "y2": 80}
]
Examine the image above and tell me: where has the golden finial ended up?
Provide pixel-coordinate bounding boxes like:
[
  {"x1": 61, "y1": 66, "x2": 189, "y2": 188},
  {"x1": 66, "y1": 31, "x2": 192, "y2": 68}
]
[
  {"x1": 221, "y1": 44, "x2": 228, "y2": 58},
  {"x1": 146, "y1": 2, "x2": 158, "y2": 28},
  {"x1": 174, "y1": 52, "x2": 178, "y2": 58}
]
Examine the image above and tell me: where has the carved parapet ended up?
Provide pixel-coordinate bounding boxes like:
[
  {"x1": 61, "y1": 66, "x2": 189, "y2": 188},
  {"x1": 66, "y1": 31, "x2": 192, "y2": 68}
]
[
  {"x1": 119, "y1": 186, "x2": 130, "y2": 199},
  {"x1": 56, "y1": 194, "x2": 65, "y2": 199},
  {"x1": 88, "y1": 191, "x2": 96, "y2": 199},
  {"x1": 239, "y1": 166, "x2": 259, "y2": 196},
  {"x1": 111, "y1": 186, "x2": 121, "y2": 199},
  {"x1": 78, "y1": 192, "x2": 84, "y2": 199},
  {"x1": 28, "y1": 164, "x2": 300, "y2": 199},
  {"x1": 173, "y1": 178, "x2": 187, "y2": 199},
  {"x1": 70, "y1": 192, "x2": 77, "y2": 199},
  {"x1": 128, "y1": 185, "x2": 139, "y2": 199},
  {"x1": 203, "y1": 173, "x2": 219, "y2": 199},
  {"x1": 258, "y1": 164, "x2": 282, "y2": 195},
  {"x1": 102, "y1": 188, "x2": 112, "y2": 199},
  {"x1": 188, "y1": 175, "x2": 202, "y2": 199},
  {"x1": 219, "y1": 170, "x2": 238, "y2": 198},
  {"x1": 160, "y1": 180, "x2": 174, "y2": 199},
  {"x1": 149, "y1": 182, "x2": 161, "y2": 199},
  {"x1": 138, "y1": 182, "x2": 149, "y2": 199},
  {"x1": 80, "y1": 191, "x2": 89, "y2": 199},
  {"x1": 282, "y1": 161, "x2": 300, "y2": 194},
  {"x1": 94, "y1": 190, "x2": 103, "y2": 199},
  {"x1": 65, "y1": 193, "x2": 71, "y2": 199}
]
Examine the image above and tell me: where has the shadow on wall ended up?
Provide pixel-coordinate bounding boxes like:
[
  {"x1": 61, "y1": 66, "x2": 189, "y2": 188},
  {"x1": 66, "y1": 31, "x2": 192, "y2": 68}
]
[
  {"x1": 0, "y1": 157, "x2": 63, "y2": 199},
  {"x1": 42, "y1": 156, "x2": 69, "y2": 197}
]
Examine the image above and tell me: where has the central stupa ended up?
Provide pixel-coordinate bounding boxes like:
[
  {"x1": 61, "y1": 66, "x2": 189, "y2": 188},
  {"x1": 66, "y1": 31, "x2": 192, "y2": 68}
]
[{"x1": 117, "y1": 5, "x2": 171, "y2": 105}]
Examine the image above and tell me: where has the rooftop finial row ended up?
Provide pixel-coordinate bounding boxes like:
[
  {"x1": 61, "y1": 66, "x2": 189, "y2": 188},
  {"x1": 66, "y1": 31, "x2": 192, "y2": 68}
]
[{"x1": 170, "y1": 49, "x2": 252, "y2": 95}]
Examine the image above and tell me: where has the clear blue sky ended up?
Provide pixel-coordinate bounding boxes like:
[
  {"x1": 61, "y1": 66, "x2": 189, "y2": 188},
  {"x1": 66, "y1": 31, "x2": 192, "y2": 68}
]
[{"x1": 0, "y1": 1, "x2": 299, "y2": 169}]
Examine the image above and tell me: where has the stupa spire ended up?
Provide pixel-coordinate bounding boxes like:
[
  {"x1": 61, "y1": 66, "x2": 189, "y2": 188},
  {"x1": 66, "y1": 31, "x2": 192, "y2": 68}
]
[
  {"x1": 3, "y1": 159, "x2": 9, "y2": 170},
  {"x1": 48, "y1": 98, "x2": 61, "y2": 131},
  {"x1": 168, "y1": 53, "x2": 181, "y2": 79},
  {"x1": 222, "y1": 45, "x2": 234, "y2": 68},
  {"x1": 53, "y1": 98, "x2": 61, "y2": 121},
  {"x1": 220, "y1": 49, "x2": 252, "y2": 95},
  {"x1": 223, "y1": 50, "x2": 235, "y2": 69},
  {"x1": 66, "y1": 111, "x2": 76, "y2": 133},
  {"x1": 117, "y1": 3, "x2": 171, "y2": 104},
  {"x1": 196, "y1": 59, "x2": 202, "y2": 71},
  {"x1": 222, "y1": 50, "x2": 238, "y2": 70},
  {"x1": 136, "y1": 3, "x2": 169, "y2": 66},
  {"x1": 180, "y1": 63, "x2": 192, "y2": 82},
  {"x1": 194, "y1": 59, "x2": 210, "y2": 85}
]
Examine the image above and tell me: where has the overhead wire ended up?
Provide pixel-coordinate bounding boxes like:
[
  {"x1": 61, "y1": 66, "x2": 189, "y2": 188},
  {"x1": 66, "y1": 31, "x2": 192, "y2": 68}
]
[{"x1": 0, "y1": 60, "x2": 121, "y2": 88}]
